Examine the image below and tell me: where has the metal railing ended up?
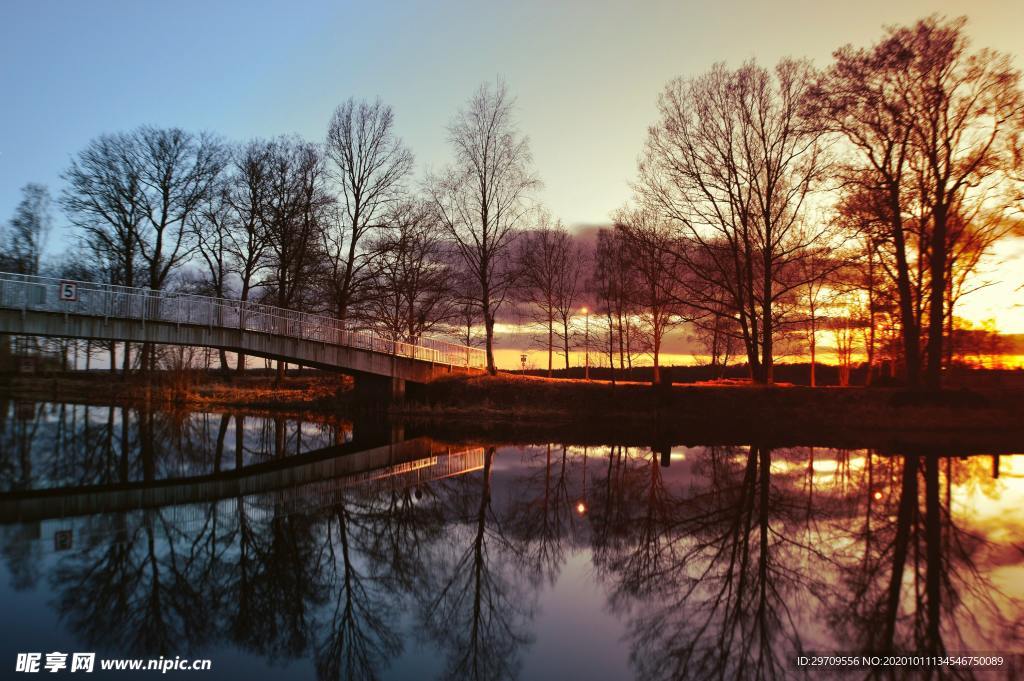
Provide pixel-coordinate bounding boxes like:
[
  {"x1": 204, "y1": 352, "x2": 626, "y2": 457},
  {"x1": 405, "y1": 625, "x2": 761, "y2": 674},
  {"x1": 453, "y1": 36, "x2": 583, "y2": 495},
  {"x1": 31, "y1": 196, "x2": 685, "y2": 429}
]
[{"x1": 0, "y1": 271, "x2": 487, "y2": 369}]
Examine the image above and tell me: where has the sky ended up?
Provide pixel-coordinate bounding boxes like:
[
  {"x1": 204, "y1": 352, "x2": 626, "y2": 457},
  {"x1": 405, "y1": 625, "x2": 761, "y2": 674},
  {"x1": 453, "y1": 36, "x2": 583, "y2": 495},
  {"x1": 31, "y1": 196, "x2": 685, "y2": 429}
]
[{"x1": 1, "y1": 0, "x2": 1023, "y2": 359}]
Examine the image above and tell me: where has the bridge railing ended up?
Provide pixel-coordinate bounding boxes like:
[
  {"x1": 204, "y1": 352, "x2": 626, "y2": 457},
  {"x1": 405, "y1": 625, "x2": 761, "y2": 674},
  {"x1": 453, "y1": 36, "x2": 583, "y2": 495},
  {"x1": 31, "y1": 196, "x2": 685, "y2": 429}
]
[{"x1": 0, "y1": 272, "x2": 487, "y2": 369}]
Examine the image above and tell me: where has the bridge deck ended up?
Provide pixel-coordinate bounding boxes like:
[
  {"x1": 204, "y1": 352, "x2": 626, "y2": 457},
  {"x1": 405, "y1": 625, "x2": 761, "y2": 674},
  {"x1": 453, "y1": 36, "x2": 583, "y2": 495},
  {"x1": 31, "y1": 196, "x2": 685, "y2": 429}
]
[{"x1": 0, "y1": 272, "x2": 486, "y2": 383}]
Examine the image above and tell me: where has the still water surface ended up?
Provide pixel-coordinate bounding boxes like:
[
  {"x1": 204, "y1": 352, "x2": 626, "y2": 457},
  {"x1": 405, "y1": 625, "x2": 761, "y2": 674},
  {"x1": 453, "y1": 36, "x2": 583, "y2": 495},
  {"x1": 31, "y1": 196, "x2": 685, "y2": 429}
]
[{"x1": 1, "y1": 400, "x2": 1022, "y2": 680}]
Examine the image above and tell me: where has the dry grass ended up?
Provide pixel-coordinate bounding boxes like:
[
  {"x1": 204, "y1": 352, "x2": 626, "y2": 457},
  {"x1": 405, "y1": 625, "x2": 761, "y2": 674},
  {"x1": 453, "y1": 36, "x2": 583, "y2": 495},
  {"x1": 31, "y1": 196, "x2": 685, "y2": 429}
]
[{"x1": 409, "y1": 371, "x2": 1024, "y2": 434}]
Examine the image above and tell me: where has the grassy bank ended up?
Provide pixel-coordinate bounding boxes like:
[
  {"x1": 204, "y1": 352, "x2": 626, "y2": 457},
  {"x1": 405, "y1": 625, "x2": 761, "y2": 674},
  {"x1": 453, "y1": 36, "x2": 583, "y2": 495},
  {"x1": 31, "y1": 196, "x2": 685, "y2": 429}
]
[
  {"x1": 0, "y1": 370, "x2": 350, "y2": 411},
  {"x1": 401, "y1": 373, "x2": 1024, "y2": 442},
  {"x1": 3, "y1": 370, "x2": 1023, "y2": 450}
]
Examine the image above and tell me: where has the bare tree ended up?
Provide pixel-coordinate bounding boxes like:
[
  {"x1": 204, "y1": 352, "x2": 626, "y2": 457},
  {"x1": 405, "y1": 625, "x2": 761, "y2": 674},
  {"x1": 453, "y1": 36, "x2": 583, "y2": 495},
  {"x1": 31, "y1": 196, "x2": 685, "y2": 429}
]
[
  {"x1": 260, "y1": 137, "x2": 333, "y2": 382},
  {"x1": 516, "y1": 216, "x2": 582, "y2": 375},
  {"x1": 224, "y1": 141, "x2": 274, "y2": 372},
  {"x1": 62, "y1": 133, "x2": 145, "y2": 372},
  {"x1": 813, "y1": 16, "x2": 1024, "y2": 389},
  {"x1": 638, "y1": 59, "x2": 831, "y2": 384},
  {"x1": 135, "y1": 127, "x2": 226, "y2": 370},
  {"x1": 944, "y1": 207, "x2": 1018, "y2": 366},
  {"x1": 62, "y1": 128, "x2": 225, "y2": 372},
  {"x1": 597, "y1": 227, "x2": 641, "y2": 371},
  {"x1": 591, "y1": 229, "x2": 620, "y2": 383},
  {"x1": 365, "y1": 200, "x2": 456, "y2": 342},
  {"x1": 323, "y1": 98, "x2": 414, "y2": 325},
  {"x1": 797, "y1": 250, "x2": 846, "y2": 387},
  {"x1": 132, "y1": 127, "x2": 226, "y2": 292},
  {"x1": 687, "y1": 302, "x2": 739, "y2": 379},
  {"x1": 903, "y1": 18, "x2": 1024, "y2": 388},
  {"x1": 614, "y1": 206, "x2": 686, "y2": 384},
  {"x1": 3, "y1": 183, "x2": 52, "y2": 275},
  {"x1": 188, "y1": 180, "x2": 234, "y2": 372},
  {"x1": 429, "y1": 80, "x2": 540, "y2": 374}
]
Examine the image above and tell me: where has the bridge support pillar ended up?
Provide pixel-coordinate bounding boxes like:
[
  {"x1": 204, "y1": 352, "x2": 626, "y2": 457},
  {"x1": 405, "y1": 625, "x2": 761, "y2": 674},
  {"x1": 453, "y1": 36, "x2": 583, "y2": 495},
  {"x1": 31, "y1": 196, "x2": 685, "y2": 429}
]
[{"x1": 354, "y1": 374, "x2": 407, "y2": 406}]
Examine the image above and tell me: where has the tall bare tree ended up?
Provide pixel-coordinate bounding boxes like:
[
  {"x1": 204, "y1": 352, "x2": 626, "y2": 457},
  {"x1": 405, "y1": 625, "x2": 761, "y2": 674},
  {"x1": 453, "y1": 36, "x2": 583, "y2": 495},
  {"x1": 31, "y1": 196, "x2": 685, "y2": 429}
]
[
  {"x1": 430, "y1": 80, "x2": 540, "y2": 374},
  {"x1": 595, "y1": 227, "x2": 641, "y2": 371},
  {"x1": 904, "y1": 18, "x2": 1024, "y2": 388},
  {"x1": 223, "y1": 141, "x2": 275, "y2": 372},
  {"x1": 813, "y1": 16, "x2": 1024, "y2": 389},
  {"x1": 63, "y1": 133, "x2": 146, "y2": 372},
  {"x1": 189, "y1": 180, "x2": 234, "y2": 372},
  {"x1": 638, "y1": 59, "x2": 831, "y2": 384},
  {"x1": 260, "y1": 137, "x2": 333, "y2": 382},
  {"x1": 323, "y1": 98, "x2": 414, "y2": 325},
  {"x1": 132, "y1": 127, "x2": 226, "y2": 292}
]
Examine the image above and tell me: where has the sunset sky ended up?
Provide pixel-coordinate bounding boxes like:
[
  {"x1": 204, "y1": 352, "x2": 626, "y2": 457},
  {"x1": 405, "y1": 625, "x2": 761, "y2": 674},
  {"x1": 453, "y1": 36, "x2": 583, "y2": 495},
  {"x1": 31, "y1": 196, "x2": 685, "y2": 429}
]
[{"x1": 1, "y1": 0, "x2": 1022, "y2": 355}]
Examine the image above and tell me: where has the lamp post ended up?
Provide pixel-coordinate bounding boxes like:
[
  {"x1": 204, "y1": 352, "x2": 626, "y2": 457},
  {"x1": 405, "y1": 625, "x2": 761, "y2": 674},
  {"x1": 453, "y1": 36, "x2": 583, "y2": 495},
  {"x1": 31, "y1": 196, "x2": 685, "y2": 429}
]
[{"x1": 581, "y1": 306, "x2": 590, "y2": 380}]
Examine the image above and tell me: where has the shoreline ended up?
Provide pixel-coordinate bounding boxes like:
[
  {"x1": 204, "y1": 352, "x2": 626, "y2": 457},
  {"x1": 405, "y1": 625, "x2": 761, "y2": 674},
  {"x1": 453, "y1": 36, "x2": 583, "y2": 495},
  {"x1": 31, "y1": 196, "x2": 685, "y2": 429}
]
[{"x1": 2, "y1": 371, "x2": 1023, "y2": 453}]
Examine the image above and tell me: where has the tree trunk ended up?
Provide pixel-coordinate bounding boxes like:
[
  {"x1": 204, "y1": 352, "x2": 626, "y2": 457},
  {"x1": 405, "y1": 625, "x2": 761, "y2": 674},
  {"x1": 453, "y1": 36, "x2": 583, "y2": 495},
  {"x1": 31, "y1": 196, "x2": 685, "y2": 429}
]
[
  {"x1": 944, "y1": 274, "x2": 954, "y2": 370},
  {"x1": 924, "y1": 204, "x2": 948, "y2": 390},
  {"x1": 563, "y1": 319, "x2": 570, "y2": 372},
  {"x1": 924, "y1": 455, "x2": 942, "y2": 652},
  {"x1": 652, "y1": 333, "x2": 661, "y2": 386},
  {"x1": 607, "y1": 315, "x2": 616, "y2": 386},
  {"x1": 484, "y1": 313, "x2": 496, "y2": 375},
  {"x1": 881, "y1": 455, "x2": 918, "y2": 652},
  {"x1": 809, "y1": 324, "x2": 817, "y2": 388},
  {"x1": 891, "y1": 197, "x2": 921, "y2": 387},
  {"x1": 547, "y1": 315, "x2": 553, "y2": 378},
  {"x1": 865, "y1": 244, "x2": 876, "y2": 387}
]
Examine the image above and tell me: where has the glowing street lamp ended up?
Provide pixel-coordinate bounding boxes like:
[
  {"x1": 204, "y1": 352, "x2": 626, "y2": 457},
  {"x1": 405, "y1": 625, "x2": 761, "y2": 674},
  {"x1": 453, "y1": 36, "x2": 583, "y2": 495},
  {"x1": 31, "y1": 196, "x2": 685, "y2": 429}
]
[{"x1": 581, "y1": 306, "x2": 590, "y2": 380}]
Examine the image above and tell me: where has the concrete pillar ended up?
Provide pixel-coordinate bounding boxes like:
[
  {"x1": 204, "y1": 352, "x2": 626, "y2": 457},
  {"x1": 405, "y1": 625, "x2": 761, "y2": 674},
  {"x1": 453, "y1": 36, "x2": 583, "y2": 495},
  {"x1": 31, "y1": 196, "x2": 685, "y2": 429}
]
[{"x1": 354, "y1": 374, "x2": 407, "y2": 406}]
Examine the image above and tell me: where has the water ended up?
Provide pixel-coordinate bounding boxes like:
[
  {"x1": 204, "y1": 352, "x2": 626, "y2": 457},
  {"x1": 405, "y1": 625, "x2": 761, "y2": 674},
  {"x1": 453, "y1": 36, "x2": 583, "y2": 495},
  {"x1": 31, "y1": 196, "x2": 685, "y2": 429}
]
[{"x1": 1, "y1": 400, "x2": 1022, "y2": 680}]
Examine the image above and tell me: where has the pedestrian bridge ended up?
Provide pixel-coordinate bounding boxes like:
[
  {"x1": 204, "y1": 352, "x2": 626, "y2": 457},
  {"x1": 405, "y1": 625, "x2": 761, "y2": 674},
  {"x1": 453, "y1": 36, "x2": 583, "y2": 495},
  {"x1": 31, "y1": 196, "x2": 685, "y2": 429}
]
[{"x1": 0, "y1": 272, "x2": 486, "y2": 392}]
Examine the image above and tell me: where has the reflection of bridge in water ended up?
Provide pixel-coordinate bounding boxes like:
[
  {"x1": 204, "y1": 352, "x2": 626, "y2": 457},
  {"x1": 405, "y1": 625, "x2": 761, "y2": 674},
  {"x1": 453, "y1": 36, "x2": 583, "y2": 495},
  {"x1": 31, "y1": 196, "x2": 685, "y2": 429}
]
[
  {"x1": 0, "y1": 272, "x2": 486, "y2": 398},
  {"x1": 0, "y1": 437, "x2": 485, "y2": 525}
]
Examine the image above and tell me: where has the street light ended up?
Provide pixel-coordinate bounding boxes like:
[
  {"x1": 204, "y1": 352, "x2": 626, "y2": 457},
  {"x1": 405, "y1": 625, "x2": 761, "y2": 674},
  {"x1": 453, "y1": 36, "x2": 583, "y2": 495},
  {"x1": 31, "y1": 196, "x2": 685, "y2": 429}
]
[{"x1": 580, "y1": 306, "x2": 590, "y2": 380}]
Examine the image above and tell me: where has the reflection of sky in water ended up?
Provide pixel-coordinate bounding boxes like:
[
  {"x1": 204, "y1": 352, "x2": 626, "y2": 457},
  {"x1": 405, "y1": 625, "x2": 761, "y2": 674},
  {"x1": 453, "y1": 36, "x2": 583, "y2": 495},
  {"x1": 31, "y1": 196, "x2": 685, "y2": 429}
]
[
  {"x1": 0, "y1": 402, "x2": 354, "y2": 490},
  {"x1": 1, "y1": 406, "x2": 1023, "y2": 680}
]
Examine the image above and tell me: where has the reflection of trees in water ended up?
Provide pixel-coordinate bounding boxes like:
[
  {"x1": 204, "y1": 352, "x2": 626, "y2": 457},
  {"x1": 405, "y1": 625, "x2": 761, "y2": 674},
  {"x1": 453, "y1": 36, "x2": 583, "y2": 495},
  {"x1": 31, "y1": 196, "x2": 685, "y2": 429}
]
[
  {"x1": 51, "y1": 509, "x2": 218, "y2": 656},
  {"x1": 591, "y1": 445, "x2": 809, "y2": 681},
  {"x1": 312, "y1": 484, "x2": 447, "y2": 681},
  {"x1": 0, "y1": 398, "x2": 46, "y2": 489},
  {"x1": 588, "y1": 446, "x2": 1024, "y2": 681},
  {"x1": 417, "y1": 448, "x2": 536, "y2": 681},
  {"x1": 4, "y1": 434, "x2": 1023, "y2": 681},
  {"x1": 0, "y1": 402, "x2": 346, "y2": 490},
  {"x1": 42, "y1": 465, "x2": 512, "y2": 680},
  {"x1": 507, "y1": 444, "x2": 584, "y2": 586},
  {"x1": 594, "y1": 446, "x2": 680, "y2": 602},
  {"x1": 825, "y1": 453, "x2": 1024, "y2": 676}
]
